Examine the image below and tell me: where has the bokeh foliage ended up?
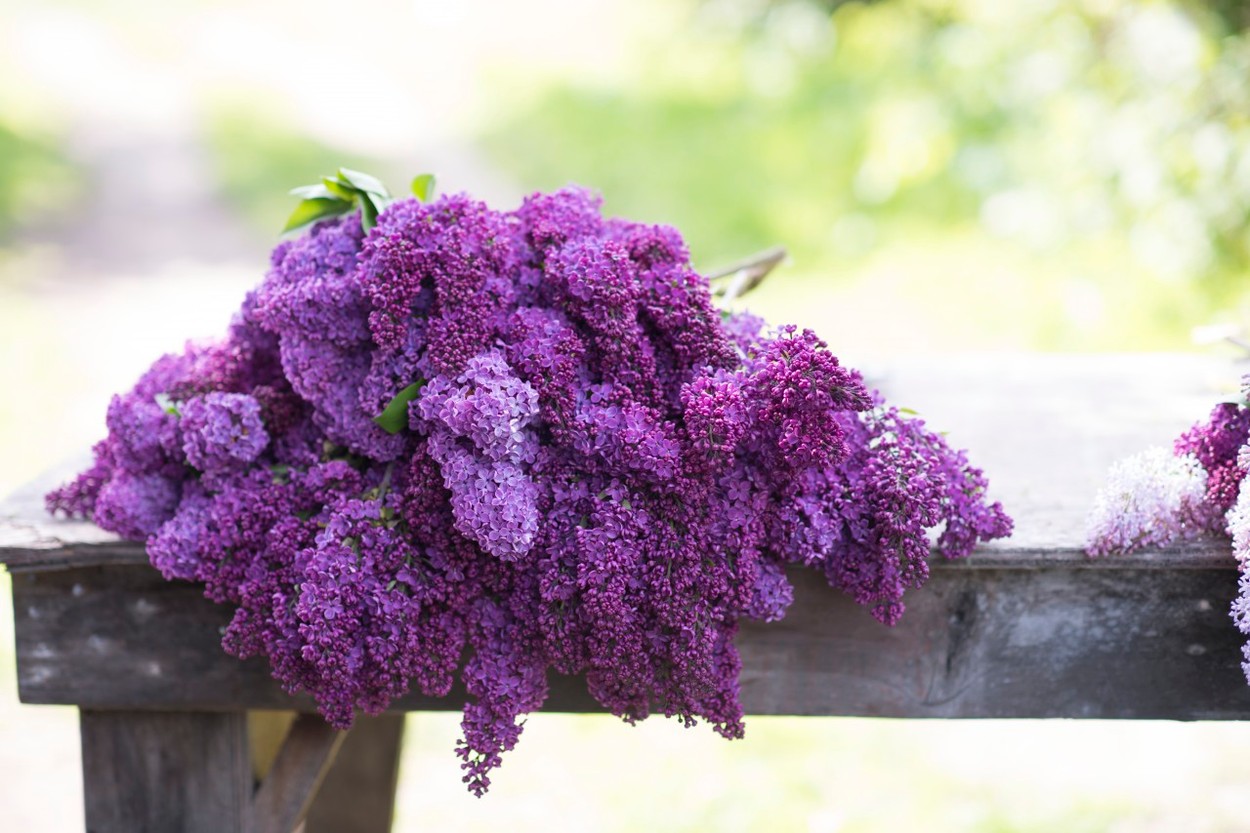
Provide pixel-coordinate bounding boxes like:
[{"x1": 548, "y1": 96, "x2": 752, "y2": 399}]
[
  {"x1": 0, "y1": 118, "x2": 76, "y2": 241},
  {"x1": 205, "y1": 103, "x2": 380, "y2": 236},
  {"x1": 483, "y1": 0, "x2": 1250, "y2": 350}
]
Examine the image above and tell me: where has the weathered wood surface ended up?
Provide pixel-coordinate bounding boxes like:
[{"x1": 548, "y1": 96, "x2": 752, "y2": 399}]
[
  {"x1": 10, "y1": 556, "x2": 1248, "y2": 718},
  {"x1": 80, "y1": 709, "x2": 251, "y2": 833},
  {"x1": 0, "y1": 457, "x2": 123, "y2": 566},
  {"x1": 305, "y1": 715, "x2": 405, "y2": 833},
  {"x1": 4, "y1": 354, "x2": 1250, "y2": 719},
  {"x1": 251, "y1": 714, "x2": 345, "y2": 833}
]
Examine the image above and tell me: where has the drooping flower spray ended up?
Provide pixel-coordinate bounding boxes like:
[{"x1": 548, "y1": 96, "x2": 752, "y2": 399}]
[{"x1": 49, "y1": 176, "x2": 1011, "y2": 795}]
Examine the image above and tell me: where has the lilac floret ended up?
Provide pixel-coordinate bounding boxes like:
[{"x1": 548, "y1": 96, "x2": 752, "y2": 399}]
[
  {"x1": 425, "y1": 432, "x2": 540, "y2": 562},
  {"x1": 416, "y1": 350, "x2": 540, "y2": 464},
  {"x1": 1175, "y1": 402, "x2": 1250, "y2": 514},
  {"x1": 93, "y1": 470, "x2": 179, "y2": 541},
  {"x1": 181, "y1": 393, "x2": 270, "y2": 479},
  {"x1": 149, "y1": 483, "x2": 212, "y2": 581},
  {"x1": 105, "y1": 394, "x2": 181, "y2": 474}
]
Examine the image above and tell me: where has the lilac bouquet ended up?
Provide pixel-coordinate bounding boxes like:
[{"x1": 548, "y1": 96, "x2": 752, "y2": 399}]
[
  {"x1": 1088, "y1": 385, "x2": 1250, "y2": 686},
  {"x1": 48, "y1": 178, "x2": 1011, "y2": 794}
]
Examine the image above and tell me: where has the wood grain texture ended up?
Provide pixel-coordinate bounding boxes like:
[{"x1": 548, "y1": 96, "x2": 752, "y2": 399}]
[
  {"x1": 80, "y1": 710, "x2": 250, "y2": 833},
  {"x1": 13, "y1": 559, "x2": 1248, "y2": 719},
  {"x1": 305, "y1": 715, "x2": 405, "y2": 833},
  {"x1": 251, "y1": 714, "x2": 345, "y2": 833}
]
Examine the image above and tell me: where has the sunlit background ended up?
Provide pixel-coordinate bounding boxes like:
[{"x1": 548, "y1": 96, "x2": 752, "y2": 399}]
[{"x1": 5, "y1": 0, "x2": 1250, "y2": 830}]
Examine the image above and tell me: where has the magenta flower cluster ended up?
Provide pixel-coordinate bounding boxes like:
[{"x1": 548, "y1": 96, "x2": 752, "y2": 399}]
[{"x1": 48, "y1": 187, "x2": 1011, "y2": 795}]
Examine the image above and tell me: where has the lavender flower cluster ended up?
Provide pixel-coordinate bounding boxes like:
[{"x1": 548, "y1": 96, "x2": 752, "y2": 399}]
[
  {"x1": 1087, "y1": 401, "x2": 1250, "y2": 557},
  {"x1": 1087, "y1": 391, "x2": 1250, "y2": 688},
  {"x1": 48, "y1": 187, "x2": 1011, "y2": 794}
]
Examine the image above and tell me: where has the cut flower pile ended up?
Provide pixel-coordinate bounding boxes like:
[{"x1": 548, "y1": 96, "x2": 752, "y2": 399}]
[{"x1": 49, "y1": 181, "x2": 1011, "y2": 794}]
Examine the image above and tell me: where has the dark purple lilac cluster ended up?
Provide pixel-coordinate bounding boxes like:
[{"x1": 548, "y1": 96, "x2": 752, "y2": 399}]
[
  {"x1": 1174, "y1": 403, "x2": 1250, "y2": 516},
  {"x1": 48, "y1": 187, "x2": 1011, "y2": 795}
]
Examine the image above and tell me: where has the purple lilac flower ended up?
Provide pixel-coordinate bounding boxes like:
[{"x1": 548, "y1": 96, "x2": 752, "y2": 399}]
[
  {"x1": 47, "y1": 187, "x2": 1012, "y2": 795},
  {"x1": 1174, "y1": 402, "x2": 1250, "y2": 515},
  {"x1": 359, "y1": 195, "x2": 518, "y2": 371},
  {"x1": 105, "y1": 395, "x2": 180, "y2": 475},
  {"x1": 1230, "y1": 569, "x2": 1250, "y2": 689},
  {"x1": 415, "y1": 350, "x2": 542, "y2": 561},
  {"x1": 180, "y1": 393, "x2": 270, "y2": 481},
  {"x1": 93, "y1": 470, "x2": 180, "y2": 541}
]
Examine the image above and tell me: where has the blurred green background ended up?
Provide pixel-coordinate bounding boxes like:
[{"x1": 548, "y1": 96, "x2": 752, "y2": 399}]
[{"x1": 5, "y1": 0, "x2": 1250, "y2": 830}]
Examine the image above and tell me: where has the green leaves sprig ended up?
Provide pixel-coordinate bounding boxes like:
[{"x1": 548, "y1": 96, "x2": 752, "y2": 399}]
[
  {"x1": 284, "y1": 168, "x2": 437, "y2": 235},
  {"x1": 373, "y1": 380, "x2": 426, "y2": 434}
]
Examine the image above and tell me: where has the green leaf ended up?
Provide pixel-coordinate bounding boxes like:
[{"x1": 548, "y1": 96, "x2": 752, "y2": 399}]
[
  {"x1": 898, "y1": 407, "x2": 920, "y2": 416},
  {"x1": 283, "y1": 196, "x2": 353, "y2": 233},
  {"x1": 289, "y1": 183, "x2": 336, "y2": 200},
  {"x1": 372, "y1": 380, "x2": 426, "y2": 434},
  {"x1": 153, "y1": 393, "x2": 180, "y2": 417},
  {"x1": 360, "y1": 193, "x2": 380, "y2": 232},
  {"x1": 411, "y1": 173, "x2": 436, "y2": 202},
  {"x1": 338, "y1": 168, "x2": 390, "y2": 198},
  {"x1": 321, "y1": 177, "x2": 358, "y2": 201}
]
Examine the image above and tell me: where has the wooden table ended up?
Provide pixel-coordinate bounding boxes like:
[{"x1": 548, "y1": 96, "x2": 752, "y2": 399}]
[{"x1": 4, "y1": 354, "x2": 1247, "y2": 832}]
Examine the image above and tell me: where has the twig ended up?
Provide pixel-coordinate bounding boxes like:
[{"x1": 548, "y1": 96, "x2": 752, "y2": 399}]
[
  {"x1": 377, "y1": 461, "x2": 395, "y2": 504},
  {"x1": 708, "y1": 246, "x2": 787, "y2": 303},
  {"x1": 1226, "y1": 335, "x2": 1250, "y2": 357},
  {"x1": 1191, "y1": 323, "x2": 1250, "y2": 358}
]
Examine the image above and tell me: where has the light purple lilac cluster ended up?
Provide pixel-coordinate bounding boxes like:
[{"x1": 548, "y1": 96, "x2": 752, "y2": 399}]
[
  {"x1": 1087, "y1": 394, "x2": 1250, "y2": 689},
  {"x1": 48, "y1": 187, "x2": 1012, "y2": 795},
  {"x1": 1087, "y1": 402, "x2": 1250, "y2": 557}
]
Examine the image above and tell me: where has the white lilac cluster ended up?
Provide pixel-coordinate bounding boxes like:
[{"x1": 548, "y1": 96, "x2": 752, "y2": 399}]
[
  {"x1": 1085, "y1": 448, "x2": 1210, "y2": 557},
  {"x1": 1228, "y1": 486, "x2": 1250, "y2": 564}
]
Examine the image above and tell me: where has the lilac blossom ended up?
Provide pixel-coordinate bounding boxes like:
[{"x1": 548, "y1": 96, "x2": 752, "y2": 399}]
[
  {"x1": 1174, "y1": 402, "x2": 1250, "y2": 515},
  {"x1": 47, "y1": 185, "x2": 1011, "y2": 796},
  {"x1": 1231, "y1": 570, "x2": 1250, "y2": 686},
  {"x1": 1226, "y1": 484, "x2": 1250, "y2": 564},
  {"x1": 1088, "y1": 400, "x2": 1250, "y2": 558},
  {"x1": 1086, "y1": 448, "x2": 1211, "y2": 557},
  {"x1": 92, "y1": 471, "x2": 180, "y2": 541},
  {"x1": 180, "y1": 393, "x2": 270, "y2": 480}
]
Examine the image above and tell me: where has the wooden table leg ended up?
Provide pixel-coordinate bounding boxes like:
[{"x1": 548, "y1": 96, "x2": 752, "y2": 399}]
[
  {"x1": 80, "y1": 709, "x2": 251, "y2": 833},
  {"x1": 305, "y1": 714, "x2": 406, "y2": 833}
]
